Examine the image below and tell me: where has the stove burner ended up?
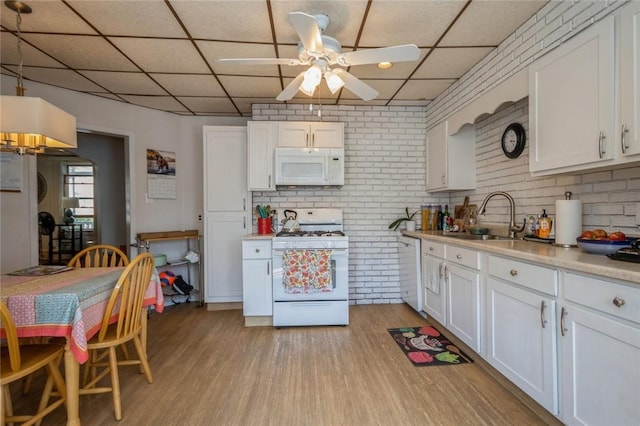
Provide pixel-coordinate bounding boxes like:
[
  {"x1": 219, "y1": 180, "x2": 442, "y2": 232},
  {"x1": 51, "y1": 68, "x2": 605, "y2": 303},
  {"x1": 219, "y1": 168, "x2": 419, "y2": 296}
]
[{"x1": 275, "y1": 230, "x2": 346, "y2": 237}]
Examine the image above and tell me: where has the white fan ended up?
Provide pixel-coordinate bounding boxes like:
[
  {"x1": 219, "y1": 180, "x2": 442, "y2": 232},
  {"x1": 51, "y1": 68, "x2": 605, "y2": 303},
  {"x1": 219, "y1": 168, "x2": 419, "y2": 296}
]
[{"x1": 218, "y1": 12, "x2": 420, "y2": 101}]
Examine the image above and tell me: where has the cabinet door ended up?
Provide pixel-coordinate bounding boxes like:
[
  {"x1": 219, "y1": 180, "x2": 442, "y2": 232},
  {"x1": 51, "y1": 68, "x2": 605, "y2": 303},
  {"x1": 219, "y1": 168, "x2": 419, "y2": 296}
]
[
  {"x1": 310, "y1": 122, "x2": 344, "y2": 148},
  {"x1": 445, "y1": 262, "x2": 480, "y2": 352},
  {"x1": 422, "y1": 254, "x2": 446, "y2": 325},
  {"x1": 204, "y1": 212, "x2": 248, "y2": 303},
  {"x1": 277, "y1": 122, "x2": 309, "y2": 148},
  {"x1": 620, "y1": 2, "x2": 640, "y2": 158},
  {"x1": 203, "y1": 126, "x2": 249, "y2": 212},
  {"x1": 247, "y1": 121, "x2": 276, "y2": 191},
  {"x1": 559, "y1": 303, "x2": 640, "y2": 426},
  {"x1": 242, "y1": 258, "x2": 272, "y2": 316},
  {"x1": 425, "y1": 121, "x2": 447, "y2": 191},
  {"x1": 486, "y1": 277, "x2": 558, "y2": 414},
  {"x1": 529, "y1": 16, "x2": 615, "y2": 174}
]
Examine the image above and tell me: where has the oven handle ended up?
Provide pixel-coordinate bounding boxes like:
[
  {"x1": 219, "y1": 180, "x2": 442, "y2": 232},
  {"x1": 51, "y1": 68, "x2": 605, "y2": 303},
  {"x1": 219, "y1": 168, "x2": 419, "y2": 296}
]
[{"x1": 272, "y1": 248, "x2": 348, "y2": 257}]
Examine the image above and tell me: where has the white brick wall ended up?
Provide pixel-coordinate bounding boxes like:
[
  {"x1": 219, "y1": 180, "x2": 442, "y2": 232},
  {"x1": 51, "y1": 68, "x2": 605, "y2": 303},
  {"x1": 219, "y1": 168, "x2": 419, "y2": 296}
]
[{"x1": 250, "y1": 0, "x2": 639, "y2": 305}]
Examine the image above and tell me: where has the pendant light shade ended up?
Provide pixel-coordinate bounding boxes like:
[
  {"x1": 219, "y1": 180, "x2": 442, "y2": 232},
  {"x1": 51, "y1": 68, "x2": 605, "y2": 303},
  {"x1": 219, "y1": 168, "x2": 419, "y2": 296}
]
[{"x1": 1, "y1": 96, "x2": 77, "y2": 153}]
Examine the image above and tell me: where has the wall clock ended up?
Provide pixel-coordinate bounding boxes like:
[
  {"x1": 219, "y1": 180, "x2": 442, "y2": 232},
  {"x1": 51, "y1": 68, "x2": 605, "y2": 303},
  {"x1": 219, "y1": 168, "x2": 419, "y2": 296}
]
[
  {"x1": 501, "y1": 123, "x2": 526, "y2": 159},
  {"x1": 37, "y1": 172, "x2": 47, "y2": 203}
]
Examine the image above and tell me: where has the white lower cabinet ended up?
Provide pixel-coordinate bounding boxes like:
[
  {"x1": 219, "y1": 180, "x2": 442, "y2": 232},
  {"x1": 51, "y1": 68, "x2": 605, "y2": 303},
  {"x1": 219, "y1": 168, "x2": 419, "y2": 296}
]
[
  {"x1": 242, "y1": 239, "x2": 272, "y2": 316},
  {"x1": 486, "y1": 255, "x2": 559, "y2": 414},
  {"x1": 559, "y1": 272, "x2": 640, "y2": 426},
  {"x1": 421, "y1": 241, "x2": 446, "y2": 325},
  {"x1": 444, "y1": 245, "x2": 481, "y2": 353}
]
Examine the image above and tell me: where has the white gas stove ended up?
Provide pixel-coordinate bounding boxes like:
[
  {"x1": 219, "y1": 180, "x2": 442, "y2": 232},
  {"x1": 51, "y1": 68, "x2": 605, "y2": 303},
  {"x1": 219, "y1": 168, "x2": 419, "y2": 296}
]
[{"x1": 271, "y1": 208, "x2": 349, "y2": 327}]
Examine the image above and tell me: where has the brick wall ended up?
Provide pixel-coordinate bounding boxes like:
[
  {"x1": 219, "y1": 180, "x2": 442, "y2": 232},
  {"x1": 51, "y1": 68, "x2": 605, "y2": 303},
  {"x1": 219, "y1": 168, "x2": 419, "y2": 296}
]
[{"x1": 251, "y1": 0, "x2": 639, "y2": 305}]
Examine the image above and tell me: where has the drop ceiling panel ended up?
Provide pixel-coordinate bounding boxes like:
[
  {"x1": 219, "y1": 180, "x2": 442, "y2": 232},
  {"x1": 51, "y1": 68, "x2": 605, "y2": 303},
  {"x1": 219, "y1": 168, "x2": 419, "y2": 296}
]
[
  {"x1": 21, "y1": 34, "x2": 138, "y2": 71},
  {"x1": 270, "y1": 1, "x2": 368, "y2": 46},
  {"x1": 413, "y1": 47, "x2": 494, "y2": 79},
  {"x1": 395, "y1": 79, "x2": 456, "y2": 101},
  {"x1": 67, "y1": 0, "x2": 185, "y2": 38},
  {"x1": 359, "y1": 1, "x2": 467, "y2": 47},
  {"x1": 150, "y1": 74, "x2": 225, "y2": 97},
  {"x1": 119, "y1": 95, "x2": 188, "y2": 112},
  {"x1": 109, "y1": 38, "x2": 209, "y2": 73},
  {"x1": 171, "y1": 1, "x2": 272, "y2": 42},
  {"x1": 1, "y1": 33, "x2": 66, "y2": 68},
  {"x1": 0, "y1": 1, "x2": 96, "y2": 34},
  {"x1": 177, "y1": 97, "x2": 238, "y2": 114},
  {"x1": 217, "y1": 76, "x2": 283, "y2": 98},
  {"x1": 440, "y1": 0, "x2": 547, "y2": 46},
  {"x1": 198, "y1": 41, "x2": 280, "y2": 76},
  {"x1": 8, "y1": 66, "x2": 105, "y2": 92},
  {"x1": 79, "y1": 71, "x2": 167, "y2": 95}
]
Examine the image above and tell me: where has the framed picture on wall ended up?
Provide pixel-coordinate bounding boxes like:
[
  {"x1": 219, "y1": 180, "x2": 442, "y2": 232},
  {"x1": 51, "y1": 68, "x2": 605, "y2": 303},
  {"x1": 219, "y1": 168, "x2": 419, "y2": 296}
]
[{"x1": 0, "y1": 152, "x2": 22, "y2": 192}]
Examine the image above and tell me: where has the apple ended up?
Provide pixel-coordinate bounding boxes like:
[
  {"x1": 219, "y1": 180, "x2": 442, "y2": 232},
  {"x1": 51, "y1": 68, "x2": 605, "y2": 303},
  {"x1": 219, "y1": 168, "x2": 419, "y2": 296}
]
[
  {"x1": 580, "y1": 230, "x2": 595, "y2": 240},
  {"x1": 593, "y1": 229, "x2": 608, "y2": 238},
  {"x1": 609, "y1": 231, "x2": 626, "y2": 241}
]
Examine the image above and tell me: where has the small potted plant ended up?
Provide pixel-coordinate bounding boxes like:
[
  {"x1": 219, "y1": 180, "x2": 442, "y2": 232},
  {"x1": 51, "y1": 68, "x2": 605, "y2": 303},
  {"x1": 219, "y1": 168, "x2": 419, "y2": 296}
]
[{"x1": 389, "y1": 207, "x2": 419, "y2": 231}]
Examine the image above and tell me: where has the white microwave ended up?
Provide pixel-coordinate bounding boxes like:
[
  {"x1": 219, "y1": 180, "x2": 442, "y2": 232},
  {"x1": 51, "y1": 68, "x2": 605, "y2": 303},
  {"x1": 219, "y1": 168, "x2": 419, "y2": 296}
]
[{"x1": 275, "y1": 148, "x2": 344, "y2": 187}]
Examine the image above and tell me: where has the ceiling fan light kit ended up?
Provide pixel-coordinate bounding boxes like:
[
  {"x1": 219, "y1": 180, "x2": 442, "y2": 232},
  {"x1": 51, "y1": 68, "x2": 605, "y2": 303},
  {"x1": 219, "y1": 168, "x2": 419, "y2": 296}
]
[{"x1": 219, "y1": 11, "x2": 420, "y2": 102}]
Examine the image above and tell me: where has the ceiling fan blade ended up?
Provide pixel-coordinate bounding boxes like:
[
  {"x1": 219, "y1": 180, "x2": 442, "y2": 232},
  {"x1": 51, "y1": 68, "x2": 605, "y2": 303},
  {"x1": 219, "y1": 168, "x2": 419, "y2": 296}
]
[
  {"x1": 288, "y1": 12, "x2": 324, "y2": 52},
  {"x1": 336, "y1": 70, "x2": 379, "y2": 101},
  {"x1": 339, "y1": 44, "x2": 420, "y2": 66},
  {"x1": 276, "y1": 72, "x2": 306, "y2": 101},
  {"x1": 218, "y1": 58, "x2": 302, "y2": 66}
]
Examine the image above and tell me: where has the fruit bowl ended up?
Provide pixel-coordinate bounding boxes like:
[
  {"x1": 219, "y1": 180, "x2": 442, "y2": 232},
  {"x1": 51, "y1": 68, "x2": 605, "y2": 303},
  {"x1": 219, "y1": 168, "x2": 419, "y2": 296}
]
[{"x1": 576, "y1": 237, "x2": 635, "y2": 255}]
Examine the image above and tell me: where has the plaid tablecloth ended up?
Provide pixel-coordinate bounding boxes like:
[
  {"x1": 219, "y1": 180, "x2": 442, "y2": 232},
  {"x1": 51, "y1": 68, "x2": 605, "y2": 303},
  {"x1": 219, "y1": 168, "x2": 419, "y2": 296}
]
[{"x1": 1, "y1": 267, "x2": 164, "y2": 363}]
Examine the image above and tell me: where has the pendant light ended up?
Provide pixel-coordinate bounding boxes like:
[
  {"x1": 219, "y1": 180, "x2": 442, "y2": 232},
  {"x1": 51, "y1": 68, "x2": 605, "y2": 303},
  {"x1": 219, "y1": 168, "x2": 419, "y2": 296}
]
[{"x1": 0, "y1": 1, "x2": 77, "y2": 155}]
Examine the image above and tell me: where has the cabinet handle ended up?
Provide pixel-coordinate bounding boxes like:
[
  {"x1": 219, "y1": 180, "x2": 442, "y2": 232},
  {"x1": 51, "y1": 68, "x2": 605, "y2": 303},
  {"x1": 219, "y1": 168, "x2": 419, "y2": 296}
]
[
  {"x1": 621, "y1": 124, "x2": 629, "y2": 153},
  {"x1": 443, "y1": 265, "x2": 448, "y2": 282},
  {"x1": 243, "y1": 217, "x2": 246, "y2": 229},
  {"x1": 598, "y1": 131, "x2": 606, "y2": 158},
  {"x1": 255, "y1": 248, "x2": 260, "y2": 253},
  {"x1": 560, "y1": 306, "x2": 567, "y2": 337},
  {"x1": 306, "y1": 133, "x2": 309, "y2": 147},
  {"x1": 456, "y1": 254, "x2": 462, "y2": 260},
  {"x1": 312, "y1": 133, "x2": 315, "y2": 147},
  {"x1": 267, "y1": 261, "x2": 270, "y2": 275},
  {"x1": 429, "y1": 246, "x2": 434, "y2": 251},
  {"x1": 540, "y1": 300, "x2": 547, "y2": 328},
  {"x1": 612, "y1": 297, "x2": 625, "y2": 307},
  {"x1": 243, "y1": 198, "x2": 246, "y2": 211},
  {"x1": 510, "y1": 269, "x2": 518, "y2": 277},
  {"x1": 438, "y1": 263, "x2": 443, "y2": 279}
]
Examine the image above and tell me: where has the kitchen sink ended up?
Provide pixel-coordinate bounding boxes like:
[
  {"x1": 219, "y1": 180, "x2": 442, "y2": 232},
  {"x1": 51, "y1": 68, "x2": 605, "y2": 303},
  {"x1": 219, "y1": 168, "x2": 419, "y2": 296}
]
[{"x1": 441, "y1": 233, "x2": 518, "y2": 241}]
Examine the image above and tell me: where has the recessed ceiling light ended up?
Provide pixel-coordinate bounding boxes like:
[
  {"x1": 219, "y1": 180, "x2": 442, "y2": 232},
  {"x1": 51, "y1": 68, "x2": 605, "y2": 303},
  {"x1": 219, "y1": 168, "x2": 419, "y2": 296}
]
[{"x1": 377, "y1": 61, "x2": 393, "y2": 69}]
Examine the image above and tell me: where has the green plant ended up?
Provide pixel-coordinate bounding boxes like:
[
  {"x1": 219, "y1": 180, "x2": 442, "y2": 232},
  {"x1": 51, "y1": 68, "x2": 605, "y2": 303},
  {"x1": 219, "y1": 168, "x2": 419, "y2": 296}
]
[{"x1": 388, "y1": 207, "x2": 419, "y2": 231}]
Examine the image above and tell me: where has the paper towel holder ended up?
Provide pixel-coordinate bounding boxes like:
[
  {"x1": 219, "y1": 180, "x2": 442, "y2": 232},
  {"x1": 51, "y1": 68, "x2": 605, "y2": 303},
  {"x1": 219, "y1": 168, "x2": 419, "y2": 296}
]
[{"x1": 552, "y1": 191, "x2": 582, "y2": 248}]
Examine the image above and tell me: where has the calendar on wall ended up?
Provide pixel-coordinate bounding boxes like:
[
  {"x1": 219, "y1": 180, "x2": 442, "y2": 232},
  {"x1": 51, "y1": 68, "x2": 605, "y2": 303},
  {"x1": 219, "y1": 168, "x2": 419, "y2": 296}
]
[{"x1": 146, "y1": 149, "x2": 176, "y2": 199}]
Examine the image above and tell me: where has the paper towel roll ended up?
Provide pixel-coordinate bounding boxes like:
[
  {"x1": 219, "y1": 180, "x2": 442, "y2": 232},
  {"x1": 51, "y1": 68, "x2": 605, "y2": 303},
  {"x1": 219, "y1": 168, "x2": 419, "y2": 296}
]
[{"x1": 555, "y1": 199, "x2": 582, "y2": 246}]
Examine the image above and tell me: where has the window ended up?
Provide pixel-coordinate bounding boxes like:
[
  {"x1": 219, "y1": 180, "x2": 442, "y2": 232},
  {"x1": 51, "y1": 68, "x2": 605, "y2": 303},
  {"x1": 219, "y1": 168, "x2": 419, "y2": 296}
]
[{"x1": 64, "y1": 164, "x2": 94, "y2": 230}]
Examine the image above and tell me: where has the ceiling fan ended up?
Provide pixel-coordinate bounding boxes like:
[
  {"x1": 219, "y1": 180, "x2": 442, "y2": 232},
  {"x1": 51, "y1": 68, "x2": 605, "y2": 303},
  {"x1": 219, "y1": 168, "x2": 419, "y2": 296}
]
[{"x1": 218, "y1": 12, "x2": 420, "y2": 101}]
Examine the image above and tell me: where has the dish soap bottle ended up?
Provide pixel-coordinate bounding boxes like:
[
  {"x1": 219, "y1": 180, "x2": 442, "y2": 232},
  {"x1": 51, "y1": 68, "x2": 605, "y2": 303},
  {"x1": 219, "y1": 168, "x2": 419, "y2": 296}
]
[{"x1": 538, "y1": 209, "x2": 552, "y2": 239}]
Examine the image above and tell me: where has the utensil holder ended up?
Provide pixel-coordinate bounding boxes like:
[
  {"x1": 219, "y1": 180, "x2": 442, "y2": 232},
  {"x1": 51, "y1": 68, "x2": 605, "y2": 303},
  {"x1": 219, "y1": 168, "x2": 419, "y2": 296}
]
[{"x1": 257, "y1": 217, "x2": 272, "y2": 234}]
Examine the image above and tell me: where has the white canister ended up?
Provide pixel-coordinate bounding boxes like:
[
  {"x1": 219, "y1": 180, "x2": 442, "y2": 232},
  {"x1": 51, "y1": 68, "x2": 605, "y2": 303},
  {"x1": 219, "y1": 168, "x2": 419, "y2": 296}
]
[{"x1": 554, "y1": 192, "x2": 582, "y2": 247}]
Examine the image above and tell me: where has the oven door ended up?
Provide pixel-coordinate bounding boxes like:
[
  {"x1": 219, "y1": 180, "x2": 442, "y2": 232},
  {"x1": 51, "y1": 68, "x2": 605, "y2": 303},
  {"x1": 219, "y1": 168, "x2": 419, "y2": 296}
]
[{"x1": 272, "y1": 247, "x2": 348, "y2": 301}]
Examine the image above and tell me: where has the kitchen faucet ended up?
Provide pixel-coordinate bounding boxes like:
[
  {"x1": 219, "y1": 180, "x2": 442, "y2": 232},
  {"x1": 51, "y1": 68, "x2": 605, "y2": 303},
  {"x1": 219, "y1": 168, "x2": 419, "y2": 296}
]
[{"x1": 478, "y1": 191, "x2": 526, "y2": 238}]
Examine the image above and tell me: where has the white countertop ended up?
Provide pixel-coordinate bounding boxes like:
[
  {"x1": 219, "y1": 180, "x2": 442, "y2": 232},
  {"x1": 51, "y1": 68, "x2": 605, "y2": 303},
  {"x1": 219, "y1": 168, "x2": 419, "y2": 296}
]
[
  {"x1": 243, "y1": 233, "x2": 275, "y2": 240},
  {"x1": 403, "y1": 230, "x2": 640, "y2": 285}
]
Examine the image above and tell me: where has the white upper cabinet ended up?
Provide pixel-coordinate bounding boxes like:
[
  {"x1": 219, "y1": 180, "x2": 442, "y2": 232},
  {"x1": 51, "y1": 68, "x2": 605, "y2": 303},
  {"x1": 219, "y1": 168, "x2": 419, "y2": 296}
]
[
  {"x1": 426, "y1": 121, "x2": 475, "y2": 192},
  {"x1": 247, "y1": 121, "x2": 276, "y2": 191},
  {"x1": 619, "y1": 2, "x2": 640, "y2": 158},
  {"x1": 276, "y1": 122, "x2": 344, "y2": 148},
  {"x1": 530, "y1": 2, "x2": 640, "y2": 175},
  {"x1": 529, "y1": 15, "x2": 616, "y2": 175}
]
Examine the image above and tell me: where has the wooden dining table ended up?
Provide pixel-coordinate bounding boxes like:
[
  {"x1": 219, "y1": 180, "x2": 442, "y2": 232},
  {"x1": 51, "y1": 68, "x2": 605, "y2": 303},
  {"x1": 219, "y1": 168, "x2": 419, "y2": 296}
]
[{"x1": 0, "y1": 266, "x2": 164, "y2": 426}]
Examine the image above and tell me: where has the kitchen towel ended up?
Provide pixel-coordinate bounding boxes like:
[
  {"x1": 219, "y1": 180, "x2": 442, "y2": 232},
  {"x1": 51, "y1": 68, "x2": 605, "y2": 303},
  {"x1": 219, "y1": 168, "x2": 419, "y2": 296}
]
[
  {"x1": 555, "y1": 199, "x2": 582, "y2": 247},
  {"x1": 282, "y1": 249, "x2": 332, "y2": 293}
]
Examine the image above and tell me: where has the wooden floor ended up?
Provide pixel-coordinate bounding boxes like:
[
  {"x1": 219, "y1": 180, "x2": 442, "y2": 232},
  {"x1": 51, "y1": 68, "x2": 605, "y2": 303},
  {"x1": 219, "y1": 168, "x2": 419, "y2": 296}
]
[{"x1": 11, "y1": 303, "x2": 559, "y2": 425}]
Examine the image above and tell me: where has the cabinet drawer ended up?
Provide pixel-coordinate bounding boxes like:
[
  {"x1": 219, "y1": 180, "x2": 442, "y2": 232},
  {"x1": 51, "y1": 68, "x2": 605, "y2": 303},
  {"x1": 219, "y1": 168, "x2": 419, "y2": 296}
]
[
  {"x1": 422, "y1": 240, "x2": 445, "y2": 259},
  {"x1": 446, "y1": 245, "x2": 479, "y2": 270},
  {"x1": 488, "y1": 255, "x2": 557, "y2": 296},
  {"x1": 563, "y1": 272, "x2": 640, "y2": 324},
  {"x1": 242, "y1": 240, "x2": 272, "y2": 259}
]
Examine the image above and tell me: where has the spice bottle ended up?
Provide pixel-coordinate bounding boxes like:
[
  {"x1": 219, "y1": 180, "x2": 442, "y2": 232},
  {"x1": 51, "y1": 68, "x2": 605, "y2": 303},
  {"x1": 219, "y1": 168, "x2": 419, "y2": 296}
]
[{"x1": 538, "y1": 209, "x2": 552, "y2": 239}]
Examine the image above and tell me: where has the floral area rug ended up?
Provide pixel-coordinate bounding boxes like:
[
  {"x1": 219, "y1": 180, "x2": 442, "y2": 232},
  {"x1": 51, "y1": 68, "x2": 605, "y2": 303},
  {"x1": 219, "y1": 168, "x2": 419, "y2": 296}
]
[{"x1": 388, "y1": 326, "x2": 473, "y2": 366}]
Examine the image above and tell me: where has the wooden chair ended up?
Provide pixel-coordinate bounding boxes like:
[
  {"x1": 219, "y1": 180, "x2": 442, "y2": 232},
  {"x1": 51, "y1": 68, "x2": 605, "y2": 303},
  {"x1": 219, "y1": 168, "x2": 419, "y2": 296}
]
[
  {"x1": 80, "y1": 253, "x2": 155, "y2": 420},
  {"x1": 68, "y1": 244, "x2": 129, "y2": 268},
  {"x1": 1, "y1": 302, "x2": 67, "y2": 426}
]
